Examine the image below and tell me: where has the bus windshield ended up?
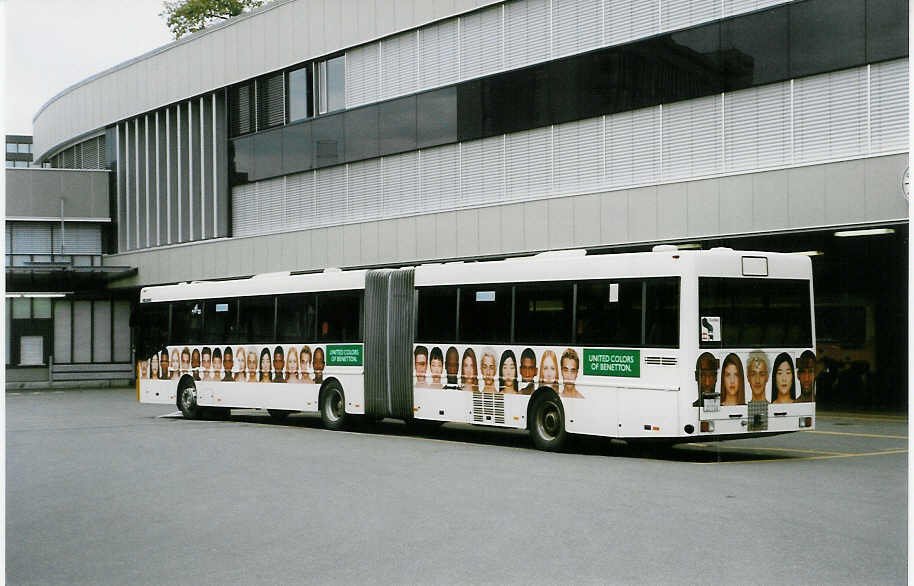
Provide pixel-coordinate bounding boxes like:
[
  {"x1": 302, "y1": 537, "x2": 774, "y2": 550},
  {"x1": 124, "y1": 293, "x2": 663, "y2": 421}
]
[{"x1": 699, "y1": 278, "x2": 812, "y2": 348}]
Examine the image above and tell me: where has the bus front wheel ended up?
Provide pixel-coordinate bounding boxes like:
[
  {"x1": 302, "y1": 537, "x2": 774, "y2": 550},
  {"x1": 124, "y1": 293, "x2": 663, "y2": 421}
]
[
  {"x1": 529, "y1": 393, "x2": 567, "y2": 452},
  {"x1": 320, "y1": 382, "x2": 348, "y2": 431},
  {"x1": 177, "y1": 381, "x2": 203, "y2": 420}
]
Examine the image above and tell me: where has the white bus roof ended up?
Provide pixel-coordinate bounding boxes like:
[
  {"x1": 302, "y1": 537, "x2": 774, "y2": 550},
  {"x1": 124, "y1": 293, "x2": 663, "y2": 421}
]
[
  {"x1": 140, "y1": 269, "x2": 368, "y2": 303},
  {"x1": 140, "y1": 248, "x2": 811, "y2": 302}
]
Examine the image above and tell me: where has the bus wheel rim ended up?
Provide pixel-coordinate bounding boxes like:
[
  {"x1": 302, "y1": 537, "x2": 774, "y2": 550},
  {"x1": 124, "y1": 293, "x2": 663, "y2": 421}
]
[
  {"x1": 328, "y1": 390, "x2": 342, "y2": 421},
  {"x1": 181, "y1": 387, "x2": 195, "y2": 410},
  {"x1": 538, "y1": 401, "x2": 560, "y2": 440}
]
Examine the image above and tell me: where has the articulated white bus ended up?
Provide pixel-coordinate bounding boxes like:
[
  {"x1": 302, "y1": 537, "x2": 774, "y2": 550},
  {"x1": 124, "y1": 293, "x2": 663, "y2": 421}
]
[{"x1": 136, "y1": 246, "x2": 816, "y2": 451}]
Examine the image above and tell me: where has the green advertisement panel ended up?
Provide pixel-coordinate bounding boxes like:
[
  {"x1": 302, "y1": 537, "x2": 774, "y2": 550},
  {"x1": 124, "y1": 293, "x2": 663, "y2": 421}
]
[
  {"x1": 326, "y1": 344, "x2": 363, "y2": 366},
  {"x1": 583, "y1": 348, "x2": 640, "y2": 378}
]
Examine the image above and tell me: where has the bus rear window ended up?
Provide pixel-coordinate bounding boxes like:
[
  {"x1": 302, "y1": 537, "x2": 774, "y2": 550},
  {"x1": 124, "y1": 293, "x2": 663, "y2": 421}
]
[{"x1": 699, "y1": 278, "x2": 812, "y2": 348}]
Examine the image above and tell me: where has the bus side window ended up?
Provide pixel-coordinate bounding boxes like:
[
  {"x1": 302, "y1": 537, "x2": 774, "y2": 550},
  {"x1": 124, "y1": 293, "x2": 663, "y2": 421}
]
[
  {"x1": 171, "y1": 300, "x2": 204, "y2": 344},
  {"x1": 276, "y1": 293, "x2": 315, "y2": 341},
  {"x1": 514, "y1": 282, "x2": 574, "y2": 345},
  {"x1": 457, "y1": 285, "x2": 511, "y2": 344},
  {"x1": 644, "y1": 278, "x2": 680, "y2": 347},
  {"x1": 416, "y1": 286, "x2": 457, "y2": 341},
  {"x1": 576, "y1": 280, "x2": 641, "y2": 347},
  {"x1": 316, "y1": 290, "x2": 362, "y2": 342},
  {"x1": 203, "y1": 298, "x2": 238, "y2": 343},
  {"x1": 238, "y1": 295, "x2": 276, "y2": 343},
  {"x1": 136, "y1": 303, "x2": 170, "y2": 359}
]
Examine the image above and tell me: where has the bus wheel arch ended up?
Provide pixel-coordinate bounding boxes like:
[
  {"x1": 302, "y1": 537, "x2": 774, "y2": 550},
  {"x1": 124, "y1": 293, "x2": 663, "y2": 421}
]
[
  {"x1": 319, "y1": 378, "x2": 348, "y2": 431},
  {"x1": 176, "y1": 375, "x2": 202, "y2": 420},
  {"x1": 527, "y1": 388, "x2": 568, "y2": 452}
]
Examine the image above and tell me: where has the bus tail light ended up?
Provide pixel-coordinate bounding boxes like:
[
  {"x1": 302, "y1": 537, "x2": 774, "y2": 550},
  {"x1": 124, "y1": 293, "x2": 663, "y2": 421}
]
[
  {"x1": 700, "y1": 421, "x2": 714, "y2": 433},
  {"x1": 798, "y1": 417, "x2": 813, "y2": 428}
]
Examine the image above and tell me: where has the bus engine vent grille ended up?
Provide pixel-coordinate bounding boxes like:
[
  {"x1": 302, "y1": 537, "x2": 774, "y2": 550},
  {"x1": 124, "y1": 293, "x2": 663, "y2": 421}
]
[
  {"x1": 645, "y1": 356, "x2": 678, "y2": 366},
  {"x1": 472, "y1": 392, "x2": 505, "y2": 424}
]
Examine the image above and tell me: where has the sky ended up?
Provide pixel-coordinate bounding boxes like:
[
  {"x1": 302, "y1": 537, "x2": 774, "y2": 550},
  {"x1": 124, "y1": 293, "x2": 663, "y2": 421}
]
[{"x1": 4, "y1": 0, "x2": 174, "y2": 135}]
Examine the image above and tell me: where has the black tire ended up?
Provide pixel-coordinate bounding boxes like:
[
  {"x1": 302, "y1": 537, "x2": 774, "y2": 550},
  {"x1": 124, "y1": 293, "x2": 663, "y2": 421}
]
[
  {"x1": 529, "y1": 392, "x2": 568, "y2": 452},
  {"x1": 177, "y1": 381, "x2": 203, "y2": 420},
  {"x1": 267, "y1": 409, "x2": 292, "y2": 423},
  {"x1": 320, "y1": 382, "x2": 348, "y2": 431}
]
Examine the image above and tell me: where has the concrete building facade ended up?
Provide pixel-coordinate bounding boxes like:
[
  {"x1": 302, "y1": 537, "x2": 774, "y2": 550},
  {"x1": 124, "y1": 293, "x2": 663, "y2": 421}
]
[{"x1": 27, "y1": 0, "x2": 909, "y2": 405}]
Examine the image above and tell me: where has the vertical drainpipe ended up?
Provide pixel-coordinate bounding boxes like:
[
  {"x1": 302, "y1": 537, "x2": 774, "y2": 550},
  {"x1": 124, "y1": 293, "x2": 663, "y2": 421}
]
[{"x1": 60, "y1": 198, "x2": 66, "y2": 256}]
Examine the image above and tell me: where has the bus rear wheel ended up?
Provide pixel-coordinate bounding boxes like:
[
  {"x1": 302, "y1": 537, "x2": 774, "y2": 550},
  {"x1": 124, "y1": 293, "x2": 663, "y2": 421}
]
[
  {"x1": 177, "y1": 382, "x2": 202, "y2": 420},
  {"x1": 529, "y1": 393, "x2": 567, "y2": 452},
  {"x1": 320, "y1": 382, "x2": 348, "y2": 431}
]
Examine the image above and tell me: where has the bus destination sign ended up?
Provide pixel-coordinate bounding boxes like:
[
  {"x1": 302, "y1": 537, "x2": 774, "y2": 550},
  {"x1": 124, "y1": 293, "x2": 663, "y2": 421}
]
[
  {"x1": 583, "y1": 349, "x2": 640, "y2": 377},
  {"x1": 326, "y1": 344, "x2": 363, "y2": 367}
]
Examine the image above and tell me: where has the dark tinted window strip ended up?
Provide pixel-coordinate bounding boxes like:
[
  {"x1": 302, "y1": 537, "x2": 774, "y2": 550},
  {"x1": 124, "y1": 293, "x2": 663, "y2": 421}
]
[{"x1": 230, "y1": 0, "x2": 907, "y2": 185}]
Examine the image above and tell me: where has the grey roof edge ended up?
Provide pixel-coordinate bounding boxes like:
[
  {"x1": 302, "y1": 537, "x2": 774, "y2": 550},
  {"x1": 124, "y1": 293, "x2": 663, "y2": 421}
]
[{"x1": 32, "y1": 0, "x2": 297, "y2": 123}]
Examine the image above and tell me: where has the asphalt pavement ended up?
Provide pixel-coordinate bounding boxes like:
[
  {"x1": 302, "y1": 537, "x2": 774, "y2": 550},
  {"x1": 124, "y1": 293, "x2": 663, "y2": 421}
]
[{"x1": 6, "y1": 388, "x2": 907, "y2": 585}]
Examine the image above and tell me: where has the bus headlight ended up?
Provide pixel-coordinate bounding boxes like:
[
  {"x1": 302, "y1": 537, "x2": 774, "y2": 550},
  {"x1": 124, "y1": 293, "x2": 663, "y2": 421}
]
[{"x1": 798, "y1": 417, "x2": 813, "y2": 428}]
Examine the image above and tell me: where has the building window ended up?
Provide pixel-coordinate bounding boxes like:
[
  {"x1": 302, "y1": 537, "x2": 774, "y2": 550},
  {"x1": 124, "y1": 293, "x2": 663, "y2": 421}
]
[
  {"x1": 229, "y1": 81, "x2": 256, "y2": 136},
  {"x1": 17, "y1": 143, "x2": 31, "y2": 154},
  {"x1": 6, "y1": 143, "x2": 17, "y2": 153},
  {"x1": 287, "y1": 65, "x2": 312, "y2": 123},
  {"x1": 256, "y1": 72, "x2": 285, "y2": 130},
  {"x1": 19, "y1": 336, "x2": 44, "y2": 366},
  {"x1": 316, "y1": 55, "x2": 345, "y2": 114}
]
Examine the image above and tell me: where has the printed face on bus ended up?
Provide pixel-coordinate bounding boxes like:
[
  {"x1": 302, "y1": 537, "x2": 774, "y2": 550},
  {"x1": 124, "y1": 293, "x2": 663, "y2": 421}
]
[
  {"x1": 723, "y1": 363, "x2": 740, "y2": 399},
  {"x1": 561, "y1": 357, "x2": 579, "y2": 384},
  {"x1": 429, "y1": 356, "x2": 443, "y2": 378},
  {"x1": 775, "y1": 362, "x2": 793, "y2": 398},
  {"x1": 260, "y1": 350, "x2": 271, "y2": 374},
  {"x1": 748, "y1": 360, "x2": 769, "y2": 400},
  {"x1": 139, "y1": 360, "x2": 148, "y2": 378},
  {"x1": 313, "y1": 348, "x2": 325, "y2": 373},
  {"x1": 246, "y1": 351, "x2": 257, "y2": 373},
  {"x1": 540, "y1": 352, "x2": 559, "y2": 384},
  {"x1": 520, "y1": 356, "x2": 537, "y2": 382},
  {"x1": 171, "y1": 350, "x2": 180, "y2": 373},
  {"x1": 273, "y1": 349, "x2": 285, "y2": 374},
  {"x1": 287, "y1": 348, "x2": 299, "y2": 375},
  {"x1": 191, "y1": 349, "x2": 201, "y2": 370},
  {"x1": 160, "y1": 352, "x2": 170, "y2": 378},
  {"x1": 461, "y1": 355, "x2": 476, "y2": 380},
  {"x1": 445, "y1": 348, "x2": 459, "y2": 376},
  {"x1": 301, "y1": 349, "x2": 312, "y2": 372},
  {"x1": 234, "y1": 348, "x2": 244, "y2": 372},
  {"x1": 480, "y1": 353, "x2": 497, "y2": 386},
  {"x1": 697, "y1": 358, "x2": 717, "y2": 395},
  {"x1": 415, "y1": 353, "x2": 428, "y2": 376},
  {"x1": 796, "y1": 355, "x2": 815, "y2": 396},
  {"x1": 212, "y1": 354, "x2": 222, "y2": 373},
  {"x1": 150, "y1": 354, "x2": 159, "y2": 379},
  {"x1": 181, "y1": 349, "x2": 191, "y2": 371},
  {"x1": 501, "y1": 356, "x2": 517, "y2": 388},
  {"x1": 201, "y1": 350, "x2": 212, "y2": 372}
]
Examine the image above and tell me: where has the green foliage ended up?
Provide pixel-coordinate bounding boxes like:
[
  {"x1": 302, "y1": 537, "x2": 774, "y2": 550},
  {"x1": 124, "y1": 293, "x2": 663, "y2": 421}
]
[{"x1": 161, "y1": 0, "x2": 267, "y2": 39}]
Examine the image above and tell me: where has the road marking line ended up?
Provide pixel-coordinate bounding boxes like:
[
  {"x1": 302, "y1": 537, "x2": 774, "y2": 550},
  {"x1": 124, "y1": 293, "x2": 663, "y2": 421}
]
[
  {"x1": 810, "y1": 430, "x2": 908, "y2": 440},
  {"x1": 9, "y1": 393, "x2": 22, "y2": 396},
  {"x1": 692, "y1": 445, "x2": 849, "y2": 456},
  {"x1": 695, "y1": 448, "x2": 908, "y2": 465},
  {"x1": 54, "y1": 391, "x2": 65, "y2": 394},
  {"x1": 157, "y1": 411, "x2": 184, "y2": 418},
  {"x1": 818, "y1": 413, "x2": 907, "y2": 423}
]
